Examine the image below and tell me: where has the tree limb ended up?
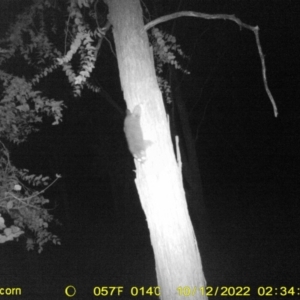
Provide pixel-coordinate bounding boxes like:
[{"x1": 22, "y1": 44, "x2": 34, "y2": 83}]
[{"x1": 145, "y1": 11, "x2": 278, "y2": 117}]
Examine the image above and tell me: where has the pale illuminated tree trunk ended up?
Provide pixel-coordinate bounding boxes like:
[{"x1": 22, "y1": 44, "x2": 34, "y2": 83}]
[{"x1": 106, "y1": 0, "x2": 207, "y2": 299}]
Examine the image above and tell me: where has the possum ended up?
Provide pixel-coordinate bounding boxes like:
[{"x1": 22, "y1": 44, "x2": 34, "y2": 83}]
[{"x1": 124, "y1": 105, "x2": 151, "y2": 162}]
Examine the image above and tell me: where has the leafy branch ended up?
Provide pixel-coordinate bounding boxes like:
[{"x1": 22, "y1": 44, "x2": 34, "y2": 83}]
[{"x1": 0, "y1": 142, "x2": 61, "y2": 253}]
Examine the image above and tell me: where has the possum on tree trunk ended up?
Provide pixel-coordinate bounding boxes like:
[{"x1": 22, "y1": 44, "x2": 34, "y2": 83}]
[{"x1": 124, "y1": 105, "x2": 151, "y2": 162}]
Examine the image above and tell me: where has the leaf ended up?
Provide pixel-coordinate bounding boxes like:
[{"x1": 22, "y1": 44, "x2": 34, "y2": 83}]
[
  {"x1": 16, "y1": 104, "x2": 30, "y2": 112},
  {"x1": 4, "y1": 227, "x2": 12, "y2": 236},
  {"x1": 0, "y1": 216, "x2": 6, "y2": 230},
  {"x1": 0, "y1": 235, "x2": 8, "y2": 243},
  {"x1": 6, "y1": 200, "x2": 13, "y2": 210}
]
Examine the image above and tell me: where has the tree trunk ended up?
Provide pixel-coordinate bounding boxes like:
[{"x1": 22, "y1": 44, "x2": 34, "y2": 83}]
[
  {"x1": 106, "y1": 1, "x2": 207, "y2": 299},
  {"x1": 169, "y1": 66, "x2": 210, "y2": 242}
]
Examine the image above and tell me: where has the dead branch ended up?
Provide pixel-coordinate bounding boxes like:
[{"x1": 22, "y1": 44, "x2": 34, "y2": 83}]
[{"x1": 145, "y1": 11, "x2": 278, "y2": 117}]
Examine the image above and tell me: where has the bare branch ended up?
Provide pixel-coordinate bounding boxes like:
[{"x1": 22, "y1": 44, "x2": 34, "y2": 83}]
[
  {"x1": 94, "y1": 20, "x2": 112, "y2": 59},
  {"x1": 145, "y1": 11, "x2": 278, "y2": 117},
  {"x1": 175, "y1": 135, "x2": 182, "y2": 175}
]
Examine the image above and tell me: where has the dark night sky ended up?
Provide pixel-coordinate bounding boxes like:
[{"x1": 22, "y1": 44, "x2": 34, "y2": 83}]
[{"x1": 0, "y1": 0, "x2": 299, "y2": 298}]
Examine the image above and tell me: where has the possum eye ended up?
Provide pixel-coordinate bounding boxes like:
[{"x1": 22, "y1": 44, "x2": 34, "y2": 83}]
[{"x1": 124, "y1": 105, "x2": 151, "y2": 162}]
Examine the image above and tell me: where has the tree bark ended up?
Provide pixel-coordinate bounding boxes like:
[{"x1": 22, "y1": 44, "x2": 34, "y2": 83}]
[{"x1": 106, "y1": 1, "x2": 207, "y2": 299}]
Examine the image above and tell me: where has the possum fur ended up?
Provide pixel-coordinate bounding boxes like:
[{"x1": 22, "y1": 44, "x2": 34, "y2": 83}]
[{"x1": 124, "y1": 105, "x2": 151, "y2": 162}]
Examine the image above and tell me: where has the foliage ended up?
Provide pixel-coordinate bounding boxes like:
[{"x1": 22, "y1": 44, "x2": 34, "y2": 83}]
[
  {"x1": 0, "y1": 0, "x2": 104, "y2": 97},
  {"x1": 0, "y1": 215, "x2": 24, "y2": 244},
  {"x1": 0, "y1": 0, "x2": 66, "y2": 252},
  {"x1": 1, "y1": 0, "x2": 188, "y2": 101},
  {"x1": 0, "y1": 142, "x2": 61, "y2": 253},
  {"x1": 150, "y1": 27, "x2": 190, "y2": 103},
  {"x1": 55, "y1": 0, "x2": 111, "y2": 96},
  {"x1": 58, "y1": 2, "x2": 190, "y2": 101},
  {"x1": 0, "y1": 0, "x2": 65, "y2": 144},
  {"x1": 151, "y1": 27, "x2": 189, "y2": 74},
  {"x1": 0, "y1": 0, "x2": 103, "y2": 252},
  {"x1": 0, "y1": 70, "x2": 64, "y2": 144}
]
